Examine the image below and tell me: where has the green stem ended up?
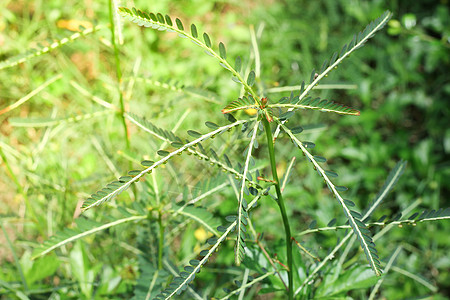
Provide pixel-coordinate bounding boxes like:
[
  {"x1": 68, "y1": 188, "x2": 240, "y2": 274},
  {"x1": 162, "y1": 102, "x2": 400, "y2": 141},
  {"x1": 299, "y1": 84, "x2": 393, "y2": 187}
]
[
  {"x1": 108, "y1": 0, "x2": 130, "y2": 150},
  {"x1": 262, "y1": 118, "x2": 293, "y2": 299},
  {"x1": 109, "y1": 0, "x2": 136, "y2": 198},
  {"x1": 158, "y1": 211, "x2": 164, "y2": 270}
]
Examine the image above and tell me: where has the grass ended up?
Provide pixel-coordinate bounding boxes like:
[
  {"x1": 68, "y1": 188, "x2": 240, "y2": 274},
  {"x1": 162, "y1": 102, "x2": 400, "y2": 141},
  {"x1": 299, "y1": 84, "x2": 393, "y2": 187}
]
[{"x1": 0, "y1": 0, "x2": 448, "y2": 299}]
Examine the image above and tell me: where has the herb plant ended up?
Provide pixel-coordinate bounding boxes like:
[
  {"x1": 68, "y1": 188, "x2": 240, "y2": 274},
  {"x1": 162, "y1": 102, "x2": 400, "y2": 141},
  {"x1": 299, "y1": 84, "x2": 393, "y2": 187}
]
[{"x1": 2, "y1": 4, "x2": 447, "y2": 299}]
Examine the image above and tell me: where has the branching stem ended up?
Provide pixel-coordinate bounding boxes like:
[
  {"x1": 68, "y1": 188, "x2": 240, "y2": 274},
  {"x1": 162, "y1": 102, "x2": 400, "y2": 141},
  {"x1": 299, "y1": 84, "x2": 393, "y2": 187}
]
[{"x1": 262, "y1": 118, "x2": 293, "y2": 299}]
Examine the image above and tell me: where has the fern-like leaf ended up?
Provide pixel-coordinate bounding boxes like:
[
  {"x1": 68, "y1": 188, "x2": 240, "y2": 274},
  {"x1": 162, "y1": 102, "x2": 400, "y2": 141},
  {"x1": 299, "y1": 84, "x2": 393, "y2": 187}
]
[
  {"x1": 130, "y1": 76, "x2": 220, "y2": 104},
  {"x1": 118, "y1": 7, "x2": 259, "y2": 99},
  {"x1": 280, "y1": 121, "x2": 382, "y2": 276},
  {"x1": 298, "y1": 208, "x2": 450, "y2": 236},
  {"x1": 362, "y1": 160, "x2": 407, "y2": 221},
  {"x1": 0, "y1": 25, "x2": 106, "y2": 70},
  {"x1": 125, "y1": 113, "x2": 264, "y2": 189},
  {"x1": 295, "y1": 160, "x2": 407, "y2": 295},
  {"x1": 32, "y1": 214, "x2": 146, "y2": 260},
  {"x1": 154, "y1": 191, "x2": 263, "y2": 299},
  {"x1": 273, "y1": 11, "x2": 392, "y2": 139},
  {"x1": 155, "y1": 221, "x2": 236, "y2": 299},
  {"x1": 269, "y1": 96, "x2": 360, "y2": 116},
  {"x1": 9, "y1": 110, "x2": 113, "y2": 127},
  {"x1": 235, "y1": 121, "x2": 260, "y2": 265},
  {"x1": 82, "y1": 118, "x2": 248, "y2": 212},
  {"x1": 299, "y1": 11, "x2": 392, "y2": 101},
  {"x1": 222, "y1": 95, "x2": 259, "y2": 114}
]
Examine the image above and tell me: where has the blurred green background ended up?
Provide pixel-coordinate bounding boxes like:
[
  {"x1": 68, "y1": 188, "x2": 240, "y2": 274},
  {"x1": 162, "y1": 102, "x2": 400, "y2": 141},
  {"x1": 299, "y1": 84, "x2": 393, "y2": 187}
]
[{"x1": 0, "y1": 0, "x2": 448, "y2": 299}]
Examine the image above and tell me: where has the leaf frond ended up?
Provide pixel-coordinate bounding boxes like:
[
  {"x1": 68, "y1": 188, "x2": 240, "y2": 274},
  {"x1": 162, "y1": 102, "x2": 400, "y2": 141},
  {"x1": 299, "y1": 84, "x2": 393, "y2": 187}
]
[
  {"x1": 155, "y1": 221, "x2": 236, "y2": 299},
  {"x1": 362, "y1": 160, "x2": 407, "y2": 221},
  {"x1": 129, "y1": 77, "x2": 220, "y2": 104},
  {"x1": 0, "y1": 25, "x2": 106, "y2": 70},
  {"x1": 298, "y1": 11, "x2": 392, "y2": 101},
  {"x1": 222, "y1": 95, "x2": 258, "y2": 114},
  {"x1": 9, "y1": 110, "x2": 113, "y2": 127},
  {"x1": 32, "y1": 214, "x2": 146, "y2": 260},
  {"x1": 155, "y1": 191, "x2": 263, "y2": 299},
  {"x1": 125, "y1": 113, "x2": 263, "y2": 189},
  {"x1": 298, "y1": 207, "x2": 450, "y2": 236},
  {"x1": 273, "y1": 11, "x2": 392, "y2": 139},
  {"x1": 235, "y1": 121, "x2": 260, "y2": 265},
  {"x1": 270, "y1": 96, "x2": 360, "y2": 116},
  {"x1": 118, "y1": 7, "x2": 259, "y2": 99},
  {"x1": 280, "y1": 120, "x2": 382, "y2": 276},
  {"x1": 82, "y1": 118, "x2": 248, "y2": 212}
]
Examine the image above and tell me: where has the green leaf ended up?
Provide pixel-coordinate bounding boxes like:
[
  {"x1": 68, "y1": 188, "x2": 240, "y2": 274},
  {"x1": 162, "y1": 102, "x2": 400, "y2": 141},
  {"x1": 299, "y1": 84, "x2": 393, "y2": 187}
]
[
  {"x1": 320, "y1": 59, "x2": 329, "y2": 74},
  {"x1": 171, "y1": 141, "x2": 184, "y2": 148},
  {"x1": 280, "y1": 122, "x2": 383, "y2": 276},
  {"x1": 32, "y1": 215, "x2": 146, "y2": 259},
  {"x1": 157, "y1": 150, "x2": 170, "y2": 156},
  {"x1": 141, "y1": 160, "x2": 154, "y2": 167},
  {"x1": 279, "y1": 96, "x2": 289, "y2": 104},
  {"x1": 156, "y1": 13, "x2": 165, "y2": 23},
  {"x1": 335, "y1": 185, "x2": 348, "y2": 192},
  {"x1": 191, "y1": 24, "x2": 198, "y2": 38},
  {"x1": 0, "y1": 25, "x2": 106, "y2": 70},
  {"x1": 302, "y1": 142, "x2": 315, "y2": 149},
  {"x1": 313, "y1": 155, "x2": 326, "y2": 163},
  {"x1": 268, "y1": 96, "x2": 360, "y2": 116},
  {"x1": 231, "y1": 76, "x2": 240, "y2": 83},
  {"x1": 327, "y1": 218, "x2": 337, "y2": 226},
  {"x1": 205, "y1": 121, "x2": 219, "y2": 129},
  {"x1": 325, "y1": 170, "x2": 338, "y2": 178},
  {"x1": 219, "y1": 62, "x2": 230, "y2": 70},
  {"x1": 24, "y1": 252, "x2": 60, "y2": 285},
  {"x1": 187, "y1": 130, "x2": 202, "y2": 138},
  {"x1": 175, "y1": 18, "x2": 184, "y2": 30},
  {"x1": 344, "y1": 199, "x2": 356, "y2": 207},
  {"x1": 164, "y1": 14, "x2": 173, "y2": 26},
  {"x1": 235, "y1": 56, "x2": 242, "y2": 73},
  {"x1": 279, "y1": 111, "x2": 294, "y2": 121},
  {"x1": 222, "y1": 96, "x2": 257, "y2": 114},
  {"x1": 362, "y1": 160, "x2": 407, "y2": 221},
  {"x1": 219, "y1": 42, "x2": 227, "y2": 59},
  {"x1": 309, "y1": 68, "x2": 316, "y2": 83},
  {"x1": 154, "y1": 221, "x2": 236, "y2": 299},
  {"x1": 128, "y1": 170, "x2": 142, "y2": 176},
  {"x1": 330, "y1": 51, "x2": 338, "y2": 66},
  {"x1": 299, "y1": 81, "x2": 305, "y2": 94},
  {"x1": 203, "y1": 32, "x2": 211, "y2": 48},
  {"x1": 247, "y1": 71, "x2": 256, "y2": 86}
]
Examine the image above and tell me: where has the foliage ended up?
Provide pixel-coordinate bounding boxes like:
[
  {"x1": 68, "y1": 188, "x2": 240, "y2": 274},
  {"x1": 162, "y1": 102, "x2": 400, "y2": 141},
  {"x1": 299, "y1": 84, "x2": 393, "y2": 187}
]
[{"x1": 0, "y1": 0, "x2": 448, "y2": 299}]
